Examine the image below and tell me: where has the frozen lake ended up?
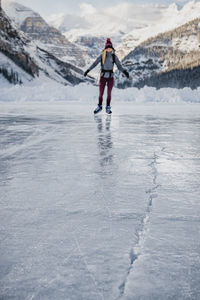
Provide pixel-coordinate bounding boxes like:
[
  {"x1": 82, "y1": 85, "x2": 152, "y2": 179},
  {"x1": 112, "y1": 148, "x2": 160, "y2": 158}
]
[{"x1": 0, "y1": 102, "x2": 200, "y2": 300}]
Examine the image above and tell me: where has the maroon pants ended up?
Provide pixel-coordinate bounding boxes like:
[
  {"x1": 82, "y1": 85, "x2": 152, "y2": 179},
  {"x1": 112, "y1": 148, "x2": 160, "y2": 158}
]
[{"x1": 98, "y1": 77, "x2": 114, "y2": 106}]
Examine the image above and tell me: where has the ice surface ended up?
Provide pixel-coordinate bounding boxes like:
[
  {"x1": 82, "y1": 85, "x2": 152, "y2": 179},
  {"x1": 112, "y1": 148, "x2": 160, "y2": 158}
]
[{"x1": 0, "y1": 103, "x2": 200, "y2": 300}]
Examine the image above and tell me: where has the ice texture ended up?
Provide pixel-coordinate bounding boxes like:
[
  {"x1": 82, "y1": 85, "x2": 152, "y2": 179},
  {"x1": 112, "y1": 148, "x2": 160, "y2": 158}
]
[{"x1": 0, "y1": 103, "x2": 200, "y2": 300}]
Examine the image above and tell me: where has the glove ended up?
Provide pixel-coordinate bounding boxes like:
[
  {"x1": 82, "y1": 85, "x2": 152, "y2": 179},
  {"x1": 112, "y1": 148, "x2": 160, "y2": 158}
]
[
  {"x1": 84, "y1": 69, "x2": 90, "y2": 77},
  {"x1": 123, "y1": 70, "x2": 129, "y2": 79}
]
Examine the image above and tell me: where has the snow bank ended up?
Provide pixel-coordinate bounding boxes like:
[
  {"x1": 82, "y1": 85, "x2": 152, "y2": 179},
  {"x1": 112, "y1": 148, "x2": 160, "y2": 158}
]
[
  {"x1": 0, "y1": 80, "x2": 200, "y2": 103},
  {"x1": 114, "y1": 86, "x2": 200, "y2": 103}
]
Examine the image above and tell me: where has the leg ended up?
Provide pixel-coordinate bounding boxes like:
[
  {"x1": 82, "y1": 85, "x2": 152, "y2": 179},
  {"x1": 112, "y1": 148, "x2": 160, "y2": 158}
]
[
  {"x1": 106, "y1": 77, "x2": 114, "y2": 106},
  {"x1": 98, "y1": 77, "x2": 107, "y2": 105}
]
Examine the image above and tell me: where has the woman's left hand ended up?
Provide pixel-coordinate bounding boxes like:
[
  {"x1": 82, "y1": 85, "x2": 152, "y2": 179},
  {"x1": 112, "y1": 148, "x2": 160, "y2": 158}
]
[
  {"x1": 84, "y1": 70, "x2": 90, "y2": 77},
  {"x1": 123, "y1": 70, "x2": 129, "y2": 79}
]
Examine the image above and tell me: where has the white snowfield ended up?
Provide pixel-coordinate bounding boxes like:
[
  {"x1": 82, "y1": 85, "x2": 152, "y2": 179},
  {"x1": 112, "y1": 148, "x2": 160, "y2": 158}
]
[
  {"x1": 0, "y1": 102, "x2": 200, "y2": 300},
  {"x1": 0, "y1": 81, "x2": 200, "y2": 103}
]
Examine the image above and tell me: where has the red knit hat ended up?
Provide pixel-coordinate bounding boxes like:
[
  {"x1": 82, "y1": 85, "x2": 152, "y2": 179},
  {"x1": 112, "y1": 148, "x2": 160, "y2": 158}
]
[{"x1": 105, "y1": 38, "x2": 113, "y2": 49}]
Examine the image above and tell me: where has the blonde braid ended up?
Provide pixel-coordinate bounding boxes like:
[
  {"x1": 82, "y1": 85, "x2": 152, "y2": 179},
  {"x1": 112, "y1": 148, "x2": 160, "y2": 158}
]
[{"x1": 102, "y1": 49, "x2": 107, "y2": 65}]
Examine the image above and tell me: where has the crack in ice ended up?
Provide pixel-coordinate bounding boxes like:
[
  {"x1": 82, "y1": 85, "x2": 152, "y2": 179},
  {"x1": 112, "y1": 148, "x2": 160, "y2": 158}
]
[{"x1": 117, "y1": 147, "x2": 165, "y2": 299}]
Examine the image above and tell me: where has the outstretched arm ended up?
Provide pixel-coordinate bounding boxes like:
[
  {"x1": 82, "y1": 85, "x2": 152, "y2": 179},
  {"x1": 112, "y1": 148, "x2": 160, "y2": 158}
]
[
  {"x1": 88, "y1": 55, "x2": 101, "y2": 71},
  {"x1": 114, "y1": 55, "x2": 124, "y2": 72},
  {"x1": 115, "y1": 55, "x2": 129, "y2": 78},
  {"x1": 84, "y1": 55, "x2": 101, "y2": 76}
]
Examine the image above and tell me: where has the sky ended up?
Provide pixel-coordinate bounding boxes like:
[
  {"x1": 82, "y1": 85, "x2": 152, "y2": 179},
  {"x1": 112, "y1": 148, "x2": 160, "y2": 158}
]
[{"x1": 7, "y1": 0, "x2": 190, "y2": 17}]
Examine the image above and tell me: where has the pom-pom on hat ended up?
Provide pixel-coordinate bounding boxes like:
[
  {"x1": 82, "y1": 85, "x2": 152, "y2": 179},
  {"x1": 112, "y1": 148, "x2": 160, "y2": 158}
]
[{"x1": 105, "y1": 38, "x2": 113, "y2": 49}]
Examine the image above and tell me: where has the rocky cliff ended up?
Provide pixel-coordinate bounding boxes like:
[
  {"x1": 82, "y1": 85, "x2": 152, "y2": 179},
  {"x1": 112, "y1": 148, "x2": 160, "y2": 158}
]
[
  {"x1": 2, "y1": 1, "x2": 87, "y2": 68},
  {"x1": 0, "y1": 3, "x2": 39, "y2": 84},
  {"x1": 0, "y1": 3, "x2": 93, "y2": 86}
]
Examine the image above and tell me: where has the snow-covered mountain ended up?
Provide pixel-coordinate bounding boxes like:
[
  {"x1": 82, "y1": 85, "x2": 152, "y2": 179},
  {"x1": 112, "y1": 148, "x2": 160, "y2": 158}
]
[
  {"x1": 115, "y1": 17, "x2": 200, "y2": 89},
  {"x1": 0, "y1": 2, "x2": 93, "y2": 86},
  {"x1": 0, "y1": 2, "x2": 39, "y2": 84},
  {"x1": 48, "y1": 1, "x2": 200, "y2": 61},
  {"x1": 47, "y1": 2, "x2": 170, "y2": 69},
  {"x1": 47, "y1": 3, "x2": 166, "y2": 61},
  {"x1": 48, "y1": 3, "x2": 168, "y2": 44},
  {"x1": 117, "y1": 1, "x2": 200, "y2": 59},
  {"x1": 2, "y1": 0, "x2": 87, "y2": 68}
]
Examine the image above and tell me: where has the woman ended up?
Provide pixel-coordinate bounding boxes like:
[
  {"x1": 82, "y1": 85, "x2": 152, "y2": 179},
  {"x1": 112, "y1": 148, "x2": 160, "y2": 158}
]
[{"x1": 84, "y1": 38, "x2": 129, "y2": 114}]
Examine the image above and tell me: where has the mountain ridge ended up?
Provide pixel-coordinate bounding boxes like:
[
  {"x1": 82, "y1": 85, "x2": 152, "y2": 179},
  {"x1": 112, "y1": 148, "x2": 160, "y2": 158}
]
[
  {"x1": 2, "y1": 0, "x2": 87, "y2": 68},
  {"x1": 46, "y1": 1, "x2": 200, "y2": 61},
  {"x1": 117, "y1": 1, "x2": 200, "y2": 59},
  {"x1": 0, "y1": 1, "x2": 39, "y2": 84},
  {"x1": 115, "y1": 17, "x2": 200, "y2": 89},
  {"x1": 0, "y1": 1, "x2": 93, "y2": 86}
]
